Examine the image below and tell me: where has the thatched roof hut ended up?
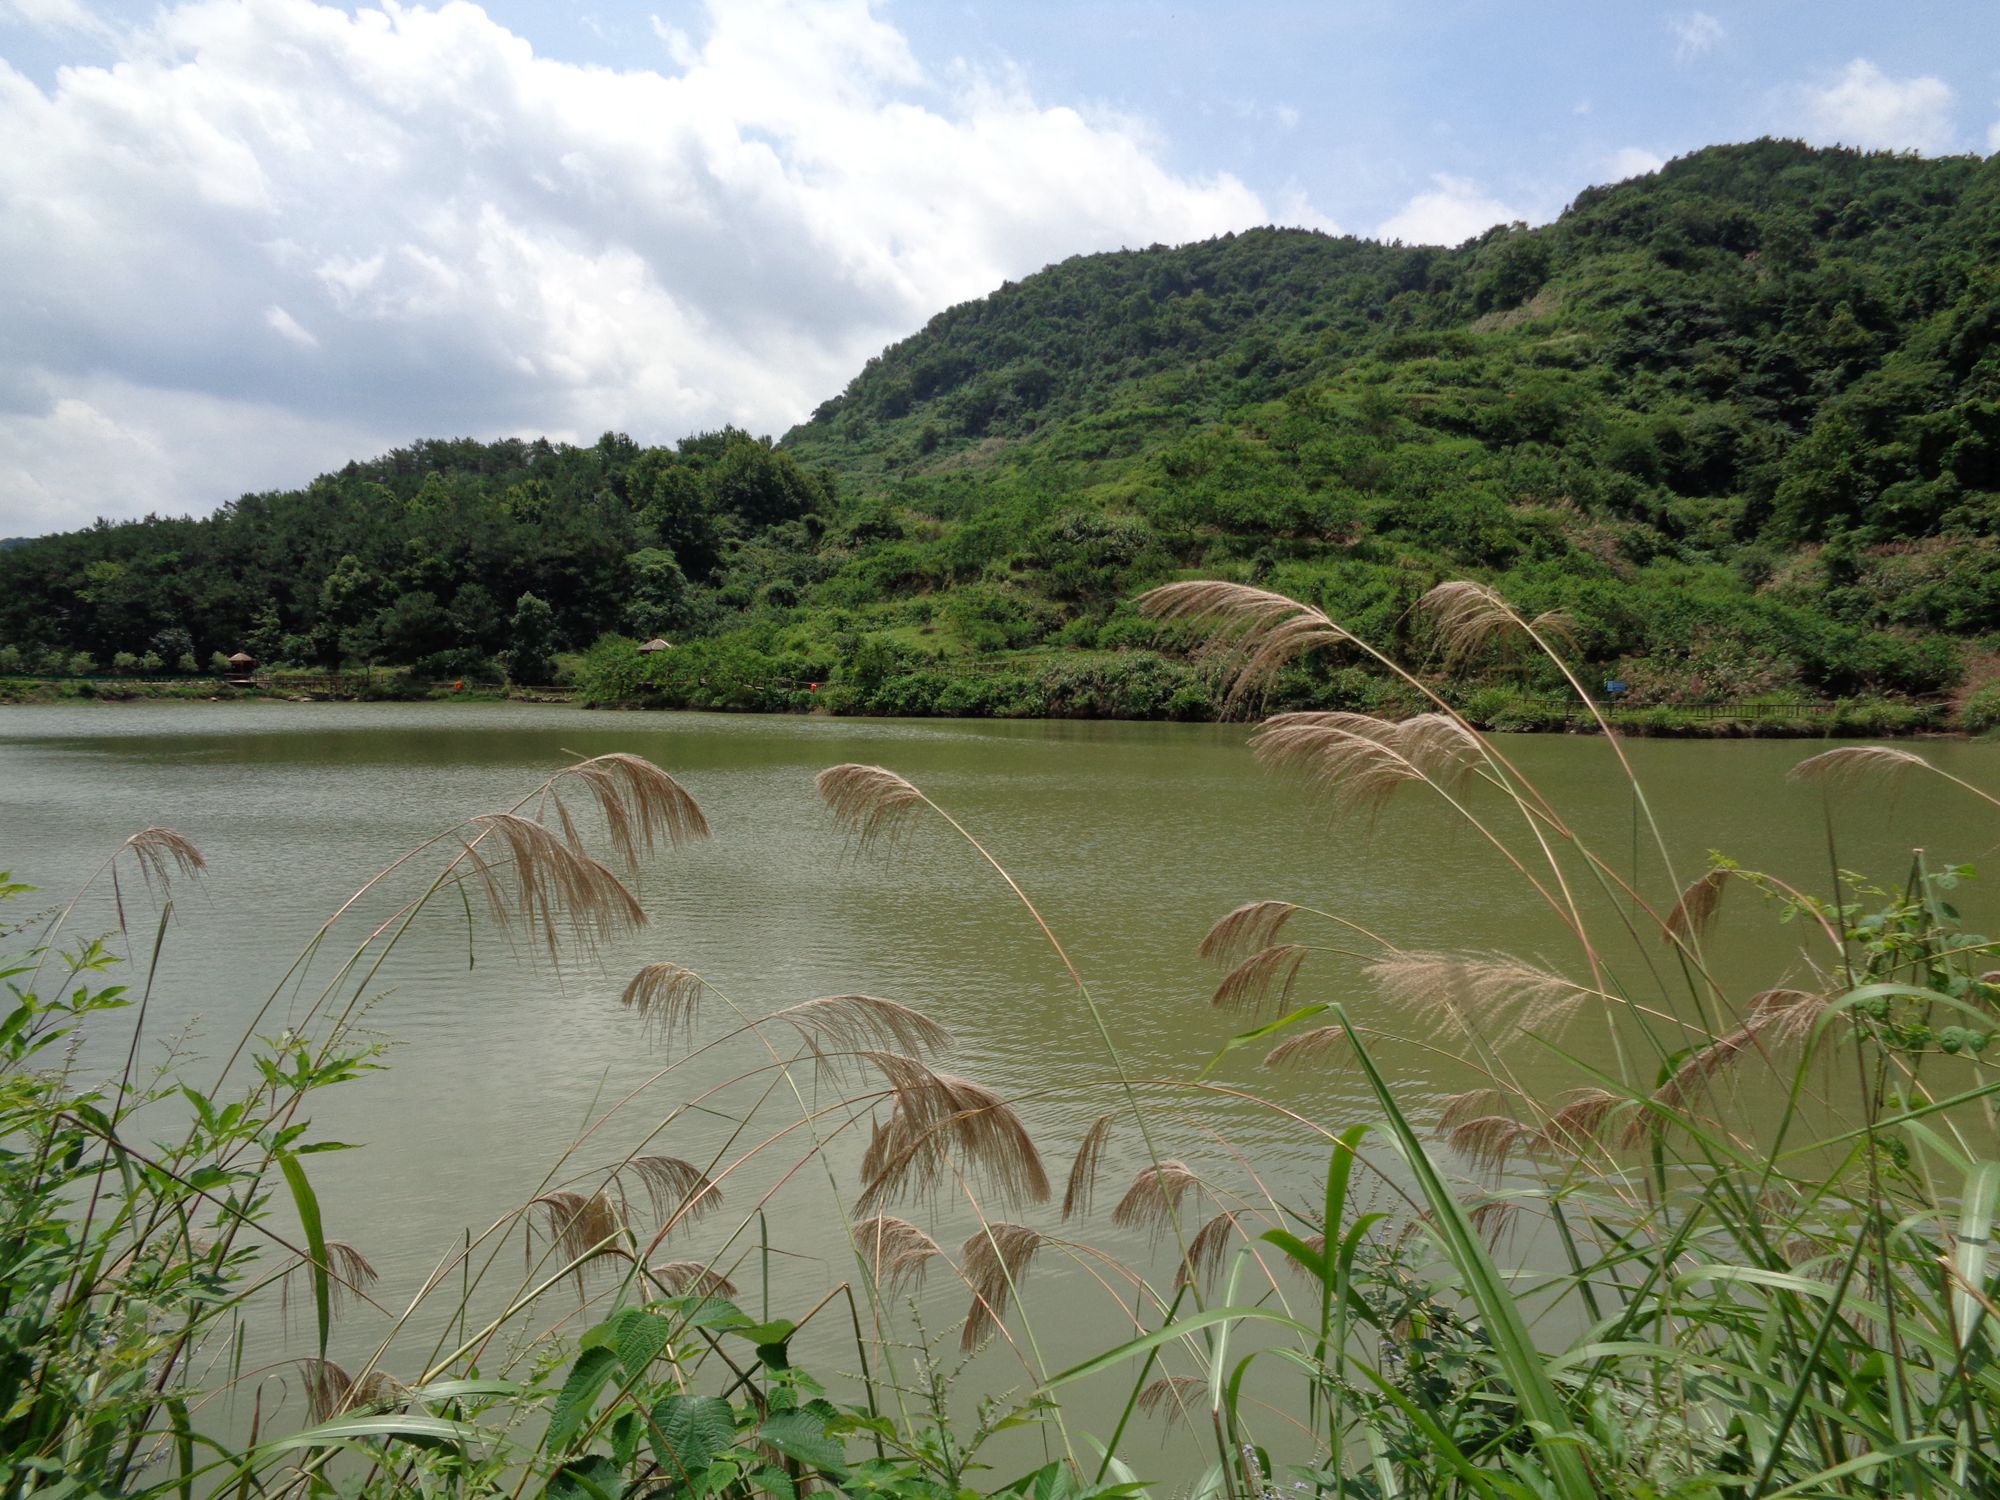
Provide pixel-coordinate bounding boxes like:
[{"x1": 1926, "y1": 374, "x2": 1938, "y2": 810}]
[{"x1": 637, "y1": 638, "x2": 672, "y2": 654}]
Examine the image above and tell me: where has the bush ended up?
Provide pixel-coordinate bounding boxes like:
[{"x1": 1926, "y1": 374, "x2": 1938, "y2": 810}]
[{"x1": 1962, "y1": 681, "x2": 2000, "y2": 735}]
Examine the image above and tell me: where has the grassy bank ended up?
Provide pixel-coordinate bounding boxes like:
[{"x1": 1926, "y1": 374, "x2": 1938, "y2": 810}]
[{"x1": 6, "y1": 577, "x2": 2000, "y2": 1498}]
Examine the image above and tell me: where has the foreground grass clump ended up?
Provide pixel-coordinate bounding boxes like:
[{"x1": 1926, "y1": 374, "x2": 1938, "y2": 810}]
[{"x1": 5, "y1": 577, "x2": 2000, "y2": 1498}]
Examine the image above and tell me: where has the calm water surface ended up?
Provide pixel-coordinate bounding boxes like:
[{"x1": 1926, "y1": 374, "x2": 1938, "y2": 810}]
[{"x1": 4, "y1": 702, "x2": 1996, "y2": 1473}]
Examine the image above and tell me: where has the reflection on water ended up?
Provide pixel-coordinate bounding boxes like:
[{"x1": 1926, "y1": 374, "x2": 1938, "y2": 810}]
[{"x1": 4, "y1": 701, "x2": 1996, "y2": 1470}]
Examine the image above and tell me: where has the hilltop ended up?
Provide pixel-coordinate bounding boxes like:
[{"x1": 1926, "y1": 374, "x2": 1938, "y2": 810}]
[{"x1": 4, "y1": 140, "x2": 1999, "y2": 726}]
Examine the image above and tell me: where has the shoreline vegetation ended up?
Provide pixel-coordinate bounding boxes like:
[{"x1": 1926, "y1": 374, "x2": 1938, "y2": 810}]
[
  {"x1": 6, "y1": 574, "x2": 2000, "y2": 1497},
  {"x1": 8, "y1": 142, "x2": 2000, "y2": 750},
  {"x1": 0, "y1": 665, "x2": 1982, "y2": 739}
]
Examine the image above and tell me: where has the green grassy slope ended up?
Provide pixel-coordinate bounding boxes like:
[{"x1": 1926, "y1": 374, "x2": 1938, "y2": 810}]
[{"x1": 755, "y1": 140, "x2": 1999, "y2": 721}]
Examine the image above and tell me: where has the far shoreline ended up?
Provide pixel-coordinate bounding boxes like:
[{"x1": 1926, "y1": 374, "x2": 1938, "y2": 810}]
[{"x1": 1, "y1": 675, "x2": 1982, "y2": 741}]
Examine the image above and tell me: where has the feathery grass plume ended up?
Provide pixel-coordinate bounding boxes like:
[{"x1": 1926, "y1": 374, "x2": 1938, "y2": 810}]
[
  {"x1": 1211, "y1": 943, "x2": 1308, "y2": 1013},
  {"x1": 620, "y1": 962, "x2": 706, "y2": 1045},
  {"x1": 548, "y1": 752, "x2": 709, "y2": 868},
  {"x1": 623, "y1": 1156, "x2": 723, "y2": 1230},
  {"x1": 1746, "y1": 986, "x2": 1833, "y2": 1047},
  {"x1": 1366, "y1": 951, "x2": 1591, "y2": 1039},
  {"x1": 1787, "y1": 745, "x2": 1928, "y2": 788},
  {"x1": 123, "y1": 827, "x2": 207, "y2": 890},
  {"x1": 1622, "y1": 1029, "x2": 1760, "y2": 1147},
  {"x1": 773, "y1": 994, "x2": 952, "y2": 1061},
  {"x1": 649, "y1": 1261, "x2": 739, "y2": 1298},
  {"x1": 1446, "y1": 1116, "x2": 1536, "y2": 1175},
  {"x1": 532, "y1": 1189, "x2": 628, "y2": 1271},
  {"x1": 1198, "y1": 899, "x2": 1302, "y2": 965},
  {"x1": 300, "y1": 1358, "x2": 352, "y2": 1423},
  {"x1": 1262, "y1": 1025, "x2": 1351, "y2": 1070},
  {"x1": 281, "y1": 1239, "x2": 379, "y2": 1327},
  {"x1": 855, "y1": 1052, "x2": 1050, "y2": 1214},
  {"x1": 1417, "y1": 579, "x2": 1575, "y2": 670},
  {"x1": 1137, "y1": 1374, "x2": 1206, "y2": 1425},
  {"x1": 1110, "y1": 1160, "x2": 1201, "y2": 1232},
  {"x1": 1250, "y1": 719, "x2": 1426, "y2": 817},
  {"x1": 1665, "y1": 869, "x2": 1731, "y2": 943},
  {"x1": 1137, "y1": 580, "x2": 1358, "y2": 705},
  {"x1": 1177, "y1": 1210, "x2": 1240, "y2": 1290},
  {"x1": 1467, "y1": 1199, "x2": 1519, "y2": 1249},
  {"x1": 461, "y1": 811, "x2": 645, "y2": 956},
  {"x1": 1437, "y1": 1088, "x2": 1510, "y2": 1132},
  {"x1": 959, "y1": 1223, "x2": 1046, "y2": 1352},
  {"x1": 816, "y1": 764, "x2": 927, "y2": 848},
  {"x1": 1062, "y1": 1113, "x2": 1115, "y2": 1220},
  {"x1": 1533, "y1": 1089, "x2": 1624, "y2": 1157},
  {"x1": 300, "y1": 1359, "x2": 396, "y2": 1422},
  {"x1": 854, "y1": 1215, "x2": 944, "y2": 1294}
]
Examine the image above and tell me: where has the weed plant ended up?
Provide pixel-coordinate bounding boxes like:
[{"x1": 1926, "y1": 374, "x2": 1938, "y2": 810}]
[{"x1": 3, "y1": 578, "x2": 1999, "y2": 1498}]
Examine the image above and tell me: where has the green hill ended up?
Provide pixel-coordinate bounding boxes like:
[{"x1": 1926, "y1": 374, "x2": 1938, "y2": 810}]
[{"x1": 5, "y1": 140, "x2": 2000, "y2": 727}]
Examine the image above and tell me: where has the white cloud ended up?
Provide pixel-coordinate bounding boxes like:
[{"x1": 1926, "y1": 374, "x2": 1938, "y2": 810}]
[
  {"x1": 1275, "y1": 103, "x2": 1299, "y2": 129},
  {"x1": 0, "y1": 0, "x2": 111, "y2": 38},
  {"x1": 1799, "y1": 58, "x2": 1956, "y2": 153},
  {"x1": 1987, "y1": 112, "x2": 1999, "y2": 153},
  {"x1": 0, "y1": 0, "x2": 1296, "y2": 532},
  {"x1": 1668, "y1": 11, "x2": 1724, "y2": 63},
  {"x1": 1375, "y1": 174, "x2": 1523, "y2": 247},
  {"x1": 1604, "y1": 146, "x2": 1666, "y2": 181},
  {"x1": 1274, "y1": 187, "x2": 1339, "y2": 237}
]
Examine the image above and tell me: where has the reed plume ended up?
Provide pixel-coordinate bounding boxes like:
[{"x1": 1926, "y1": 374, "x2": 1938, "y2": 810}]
[
  {"x1": 280, "y1": 1239, "x2": 379, "y2": 1325},
  {"x1": 1366, "y1": 951, "x2": 1592, "y2": 1038},
  {"x1": 1110, "y1": 1160, "x2": 1201, "y2": 1232},
  {"x1": 1137, "y1": 580, "x2": 1359, "y2": 704},
  {"x1": 300, "y1": 1359, "x2": 401, "y2": 1422},
  {"x1": 1417, "y1": 579, "x2": 1575, "y2": 669},
  {"x1": 1623, "y1": 1029, "x2": 1758, "y2": 1146},
  {"x1": 960, "y1": 1224, "x2": 1046, "y2": 1352},
  {"x1": 1177, "y1": 1210, "x2": 1240, "y2": 1290},
  {"x1": 853, "y1": 1215, "x2": 944, "y2": 1294},
  {"x1": 816, "y1": 764, "x2": 927, "y2": 848},
  {"x1": 1665, "y1": 869, "x2": 1731, "y2": 943},
  {"x1": 772, "y1": 994, "x2": 952, "y2": 1061},
  {"x1": 1445, "y1": 1117, "x2": 1536, "y2": 1176},
  {"x1": 622, "y1": 1156, "x2": 723, "y2": 1229},
  {"x1": 1250, "y1": 720, "x2": 1426, "y2": 817},
  {"x1": 1532, "y1": 1089, "x2": 1623, "y2": 1157},
  {"x1": 648, "y1": 1261, "x2": 739, "y2": 1298},
  {"x1": 1198, "y1": 900, "x2": 1302, "y2": 965},
  {"x1": 1745, "y1": 987, "x2": 1832, "y2": 1046},
  {"x1": 1788, "y1": 745, "x2": 1928, "y2": 788},
  {"x1": 1137, "y1": 1374, "x2": 1206, "y2": 1425},
  {"x1": 855, "y1": 1053, "x2": 1049, "y2": 1214},
  {"x1": 545, "y1": 752, "x2": 709, "y2": 869},
  {"x1": 1437, "y1": 1088, "x2": 1510, "y2": 1132},
  {"x1": 1211, "y1": 943, "x2": 1308, "y2": 1013},
  {"x1": 532, "y1": 1190, "x2": 628, "y2": 1271},
  {"x1": 122, "y1": 827, "x2": 207, "y2": 890},
  {"x1": 1262, "y1": 1026, "x2": 1350, "y2": 1070},
  {"x1": 461, "y1": 812, "x2": 645, "y2": 956},
  {"x1": 1062, "y1": 1113, "x2": 1115, "y2": 1220},
  {"x1": 620, "y1": 962, "x2": 706, "y2": 1044}
]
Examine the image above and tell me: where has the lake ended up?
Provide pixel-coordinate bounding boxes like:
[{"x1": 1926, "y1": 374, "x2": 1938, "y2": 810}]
[{"x1": 4, "y1": 701, "x2": 1996, "y2": 1476}]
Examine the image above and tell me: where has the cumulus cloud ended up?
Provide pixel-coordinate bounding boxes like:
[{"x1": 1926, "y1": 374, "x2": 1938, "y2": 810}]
[
  {"x1": 1375, "y1": 174, "x2": 1524, "y2": 247},
  {"x1": 1667, "y1": 12, "x2": 1724, "y2": 63},
  {"x1": 1798, "y1": 58, "x2": 1956, "y2": 153},
  {"x1": 0, "y1": 0, "x2": 1287, "y2": 532},
  {"x1": 1987, "y1": 112, "x2": 1999, "y2": 154},
  {"x1": 1604, "y1": 146, "x2": 1666, "y2": 181}
]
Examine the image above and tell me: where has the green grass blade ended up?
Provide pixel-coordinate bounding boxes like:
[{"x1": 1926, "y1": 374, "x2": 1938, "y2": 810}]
[{"x1": 1335, "y1": 1006, "x2": 1597, "y2": 1500}]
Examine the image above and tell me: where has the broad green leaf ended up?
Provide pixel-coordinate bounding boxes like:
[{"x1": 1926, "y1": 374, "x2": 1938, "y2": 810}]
[{"x1": 544, "y1": 1345, "x2": 619, "y2": 1453}]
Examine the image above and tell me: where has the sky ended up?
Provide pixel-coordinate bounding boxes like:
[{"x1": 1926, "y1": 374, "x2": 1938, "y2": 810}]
[{"x1": 1, "y1": 1, "x2": 1996, "y2": 536}]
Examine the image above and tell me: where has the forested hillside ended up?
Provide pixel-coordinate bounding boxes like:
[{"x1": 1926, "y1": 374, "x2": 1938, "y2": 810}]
[{"x1": 5, "y1": 140, "x2": 1999, "y2": 725}]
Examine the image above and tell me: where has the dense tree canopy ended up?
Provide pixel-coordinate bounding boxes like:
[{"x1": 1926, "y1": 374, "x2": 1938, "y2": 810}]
[{"x1": 4, "y1": 141, "x2": 1997, "y2": 716}]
